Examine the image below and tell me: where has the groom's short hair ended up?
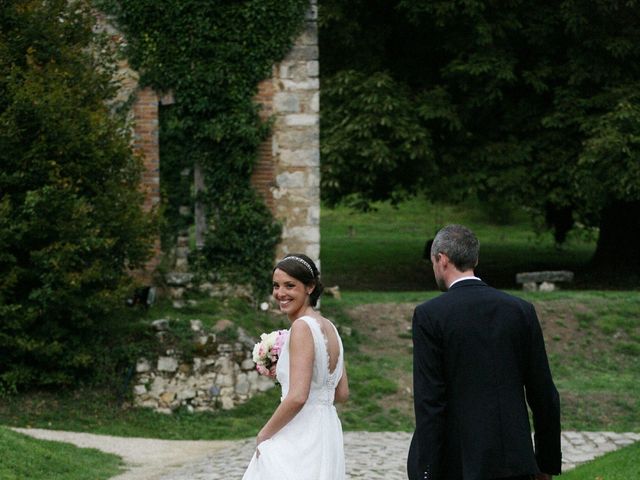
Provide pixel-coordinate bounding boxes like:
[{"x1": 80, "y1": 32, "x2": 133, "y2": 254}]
[{"x1": 431, "y1": 224, "x2": 479, "y2": 271}]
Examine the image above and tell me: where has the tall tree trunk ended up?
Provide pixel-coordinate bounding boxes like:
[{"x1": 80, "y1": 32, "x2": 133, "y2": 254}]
[{"x1": 591, "y1": 200, "x2": 640, "y2": 270}]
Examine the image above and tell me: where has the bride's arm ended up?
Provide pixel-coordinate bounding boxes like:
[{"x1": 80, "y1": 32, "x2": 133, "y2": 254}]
[
  {"x1": 257, "y1": 320, "x2": 314, "y2": 444},
  {"x1": 334, "y1": 367, "x2": 349, "y2": 403}
]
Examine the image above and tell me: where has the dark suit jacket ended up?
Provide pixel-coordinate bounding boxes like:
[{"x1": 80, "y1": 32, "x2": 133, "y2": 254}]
[{"x1": 407, "y1": 280, "x2": 561, "y2": 480}]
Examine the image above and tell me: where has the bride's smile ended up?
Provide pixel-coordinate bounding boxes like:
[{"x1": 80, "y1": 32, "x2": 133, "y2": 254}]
[{"x1": 272, "y1": 268, "x2": 313, "y2": 321}]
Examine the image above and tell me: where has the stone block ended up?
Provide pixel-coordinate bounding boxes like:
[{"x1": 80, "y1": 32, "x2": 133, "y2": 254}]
[
  {"x1": 149, "y1": 377, "x2": 167, "y2": 396},
  {"x1": 274, "y1": 92, "x2": 300, "y2": 112},
  {"x1": 157, "y1": 356, "x2": 178, "y2": 372},
  {"x1": 325, "y1": 286, "x2": 341, "y2": 299},
  {"x1": 284, "y1": 113, "x2": 318, "y2": 126},
  {"x1": 151, "y1": 319, "x2": 169, "y2": 331},
  {"x1": 220, "y1": 396, "x2": 235, "y2": 410},
  {"x1": 285, "y1": 46, "x2": 318, "y2": 61},
  {"x1": 279, "y1": 149, "x2": 319, "y2": 167},
  {"x1": 177, "y1": 389, "x2": 196, "y2": 400},
  {"x1": 278, "y1": 61, "x2": 309, "y2": 81},
  {"x1": 310, "y1": 92, "x2": 320, "y2": 112},
  {"x1": 256, "y1": 375, "x2": 276, "y2": 392},
  {"x1": 276, "y1": 128, "x2": 319, "y2": 150},
  {"x1": 307, "y1": 61, "x2": 319, "y2": 77},
  {"x1": 136, "y1": 358, "x2": 151, "y2": 373},
  {"x1": 165, "y1": 272, "x2": 194, "y2": 286},
  {"x1": 306, "y1": 170, "x2": 320, "y2": 188},
  {"x1": 169, "y1": 287, "x2": 185, "y2": 299},
  {"x1": 159, "y1": 391, "x2": 176, "y2": 404},
  {"x1": 276, "y1": 171, "x2": 306, "y2": 188},
  {"x1": 522, "y1": 282, "x2": 538, "y2": 292},
  {"x1": 283, "y1": 226, "x2": 320, "y2": 244},
  {"x1": 217, "y1": 373, "x2": 234, "y2": 387},
  {"x1": 235, "y1": 373, "x2": 250, "y2": 395},
  {"x1": 307, "y1": 205, "x2": 320, "y2": 225},
  {"x1": 305, "y1": 4, "x2": 318, "y2": 21},
  {"x1": 175, "y1": 258, "x2": 188, "y2": 269},
  {"x1": 297, "y1": 21, "x2": 317, "y2": 46},
  {"x1": 304, "y1": 244, "x2": 320, "y2": 260},
  {"x1": 241, "y1": 358, "x2": 256, "y2": 371},
  {"x1": 515, "y1": 270, "x2": 574, "y2": 284},
  {"x1": 281, "y1": 79, "x2": 320, "y2": 92},
  {"x1": 133, "y1": 384, "x2": 147, "y2": 395},
  {"x1": 539, "y1": 281, "x2": 556, "y2": 292}
]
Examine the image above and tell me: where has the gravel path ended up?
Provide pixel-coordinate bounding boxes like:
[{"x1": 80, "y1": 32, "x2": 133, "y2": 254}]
[{"x1": 12, "y1": 428, "x2": 640, "y2": 479}]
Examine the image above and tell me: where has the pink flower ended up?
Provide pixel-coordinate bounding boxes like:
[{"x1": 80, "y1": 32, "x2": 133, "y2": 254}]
[{"x1": 252, "y1": 329, "x2": 289, "y2": 378}]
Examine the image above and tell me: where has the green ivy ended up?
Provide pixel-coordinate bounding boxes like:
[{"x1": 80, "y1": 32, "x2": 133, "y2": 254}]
[{"x1": 101, "y1": 0, "x2": 309, "y2": 293}]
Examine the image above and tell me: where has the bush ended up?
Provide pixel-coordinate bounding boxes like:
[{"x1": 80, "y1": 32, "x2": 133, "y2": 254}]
[{"x1": 0, "y1": 0, "x2": 153, "y2": 393}]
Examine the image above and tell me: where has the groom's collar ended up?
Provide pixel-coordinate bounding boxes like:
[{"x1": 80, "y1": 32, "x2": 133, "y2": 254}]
[{"x1": 448, "y1": 276, "x2": 482, "y2": 289}]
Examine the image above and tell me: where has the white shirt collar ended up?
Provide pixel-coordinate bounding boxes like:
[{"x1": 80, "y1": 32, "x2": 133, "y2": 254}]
[{"x1": 449, "y1": 276, "x2": 481, "y2": 288}]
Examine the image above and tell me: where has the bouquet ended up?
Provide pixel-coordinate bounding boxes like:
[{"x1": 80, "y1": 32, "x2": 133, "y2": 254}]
[{"x1": 252, "y1": 329, "x2": 288, "y2": 377}]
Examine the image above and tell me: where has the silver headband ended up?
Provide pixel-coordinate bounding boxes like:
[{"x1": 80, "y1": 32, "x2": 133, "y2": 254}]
[{"x1": 280, "y1": 256, "x2": 314, "y2": 277}]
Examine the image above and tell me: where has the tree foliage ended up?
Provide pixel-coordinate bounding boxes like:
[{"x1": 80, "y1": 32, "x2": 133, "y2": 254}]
[
  {"x1": 321, "y1": 70, "x2": 434, "y2": 209},
  {"x1": 0, "y1": 0, "x2": 153, "y2": 392},
  {"x1": 320, "y1": 0, "x2": 640, "y2": 267}
]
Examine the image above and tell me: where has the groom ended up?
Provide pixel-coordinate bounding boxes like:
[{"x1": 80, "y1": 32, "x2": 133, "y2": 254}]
[{"x1": 407, "y1": 225, "x2": 561, "y2": 480}]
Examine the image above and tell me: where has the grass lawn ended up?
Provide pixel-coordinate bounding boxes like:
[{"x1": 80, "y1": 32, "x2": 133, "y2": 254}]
[
  {"x1": 0, "y1": 198, "x2": 636, "y2": 480},
  {"x1": 321, "y1": 197, "x2": 604, "y2": 290},
  {"x1": 0, "y1": 426, "x2": 122, "y2": 480},
  {"x1": 562, "y1": 441, "x2": 640, "y2": 479},
  {"x1": 321, "y1": 290, "x2": 640, "y2": 433}
]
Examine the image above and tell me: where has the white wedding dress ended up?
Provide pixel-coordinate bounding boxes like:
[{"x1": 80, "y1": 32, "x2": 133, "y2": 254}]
[{"x1": 242, "y1": 315, "x2": 346, "y2": 480}]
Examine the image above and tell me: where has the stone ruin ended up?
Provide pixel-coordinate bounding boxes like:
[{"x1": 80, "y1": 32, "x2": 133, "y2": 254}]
[{"x1": 133, "y1": 318, "x2": 275, "y2": 414}]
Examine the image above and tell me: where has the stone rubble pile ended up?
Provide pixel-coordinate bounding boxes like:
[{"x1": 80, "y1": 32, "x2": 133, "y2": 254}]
[{"x1": 133, "y1": 318, "x2": 275, "y2": 414}]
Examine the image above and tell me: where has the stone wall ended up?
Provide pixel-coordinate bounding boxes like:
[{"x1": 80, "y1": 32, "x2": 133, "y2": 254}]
[
  {"x1": 133, "y1": 319, "x2": 275, "y2": 414},
  {"x1": 102, "y1": 0, "x2": 321, "y2": 283},
  {"x1": 252, "y1": 0, "x2": 321, "y2": 266}
]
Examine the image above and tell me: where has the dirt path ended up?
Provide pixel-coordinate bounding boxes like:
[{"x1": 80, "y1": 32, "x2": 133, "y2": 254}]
[{"x1": 11, "y1": 427, "x2": 233, "y2": 480}]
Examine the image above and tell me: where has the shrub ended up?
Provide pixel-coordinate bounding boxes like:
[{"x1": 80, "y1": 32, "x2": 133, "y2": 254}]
[{"x1": 0, "y1": 0, "x2": 153, "y2": 393}]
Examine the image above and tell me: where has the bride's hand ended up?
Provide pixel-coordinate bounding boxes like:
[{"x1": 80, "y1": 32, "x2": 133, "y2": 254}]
[
  {"x1": 256, "y1": 430, "x2": 270, "y2": 458},
  {"x1": 256, "y1": 430, "x2": 270, "y2": 446}
]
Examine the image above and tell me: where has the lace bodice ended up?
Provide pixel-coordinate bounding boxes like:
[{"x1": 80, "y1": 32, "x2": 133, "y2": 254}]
[{"x1": 276, "y1": 315, "x2": 344, "y2": 406}]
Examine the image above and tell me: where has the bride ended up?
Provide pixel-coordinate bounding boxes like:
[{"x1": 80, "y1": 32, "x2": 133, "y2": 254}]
[{"x1": 242, "y1": 254, "x2": 349, "y2": 480}]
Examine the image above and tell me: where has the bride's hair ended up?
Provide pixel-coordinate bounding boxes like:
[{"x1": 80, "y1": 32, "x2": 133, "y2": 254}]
[{"x1": 274, "y1": 254, "x2": 324, "y2": 307}]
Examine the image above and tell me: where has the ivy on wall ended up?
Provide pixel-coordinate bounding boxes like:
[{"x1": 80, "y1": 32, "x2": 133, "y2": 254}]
[{"x1": 100, "y1": 0, "x2": 309, "y2": 292}]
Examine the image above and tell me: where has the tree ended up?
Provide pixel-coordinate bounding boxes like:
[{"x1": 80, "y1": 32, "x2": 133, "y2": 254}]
[
  {"x1": 320, "y1": 0, "x2": 640, "y2": 270},
  {"x1": 0, "y1": 0, "x2": 153, "y2": 392}
]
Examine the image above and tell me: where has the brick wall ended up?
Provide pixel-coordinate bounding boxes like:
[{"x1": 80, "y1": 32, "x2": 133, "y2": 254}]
[{"x1": 132, "y1": 88, "x2": 162, "y2": 278}]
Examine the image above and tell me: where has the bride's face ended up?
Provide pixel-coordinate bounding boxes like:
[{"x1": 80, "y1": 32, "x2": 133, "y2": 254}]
[{"x1": 272, "y1": 268, "x2": 311, "y2": 320}]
